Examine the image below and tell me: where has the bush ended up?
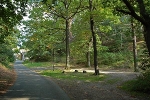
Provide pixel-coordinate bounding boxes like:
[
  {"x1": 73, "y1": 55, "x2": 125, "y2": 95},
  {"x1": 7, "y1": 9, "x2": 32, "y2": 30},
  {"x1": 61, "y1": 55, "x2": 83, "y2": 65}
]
[
  {"x1": 0, "y1": 44, "x2": 15, "y2": 66},
  {"x1": 0, "y1": 54, "x2": 9, "y2": 66}
]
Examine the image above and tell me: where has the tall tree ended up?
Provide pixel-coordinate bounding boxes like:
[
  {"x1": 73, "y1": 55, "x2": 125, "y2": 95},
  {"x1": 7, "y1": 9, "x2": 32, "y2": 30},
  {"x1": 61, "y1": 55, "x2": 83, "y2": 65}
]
[
  {"x1": 89, "y1": 0, "x2": 99, "y2": 75},
  {"x1": 42, "y1": 0, "x2": 86, "y2": 69},
  {"x1": 131, "y1": 16, "x2": 138, "y2": 72}
]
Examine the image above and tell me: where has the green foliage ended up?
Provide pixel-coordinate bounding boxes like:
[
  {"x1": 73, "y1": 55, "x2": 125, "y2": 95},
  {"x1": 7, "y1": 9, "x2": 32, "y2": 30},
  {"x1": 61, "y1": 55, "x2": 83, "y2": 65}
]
[
  {"x1": 19, "y1": 0, "x2": 144, "y2": 71},
  {"x1": 98, "y1": 51, "x2": 132, "y2": 67},
  {"x1": 0, "y1": 0, "x2": 27, "y2": 67},
  {"x1": 21, "y1": 5, "x2": 65, "y2": 62},
  {"x1": 0, "y1": 44, "x2": 15, "y2": 66},
  {"x1": 0, "y1": 0, "x2": 27, "y2": 26},
  {"x1": 41, "y1": 70, "x2": 106, "y2": 82}
]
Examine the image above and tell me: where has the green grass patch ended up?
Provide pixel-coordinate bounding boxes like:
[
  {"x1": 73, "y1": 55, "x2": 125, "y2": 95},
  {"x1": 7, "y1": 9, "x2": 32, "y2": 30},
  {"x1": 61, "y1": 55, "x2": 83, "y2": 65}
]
[
  {"x1": 120, "y1": 80, "x2": 137, "y2": 92},
  {"x1": 120, "y1": 79, "x2": 150, "y2": 97},
  {"x1": 40, "y1": 70, "x2": 106, "y2": 82},
  {"x1": 23, "y1": 62, "x2": 52, "y2": 68}
]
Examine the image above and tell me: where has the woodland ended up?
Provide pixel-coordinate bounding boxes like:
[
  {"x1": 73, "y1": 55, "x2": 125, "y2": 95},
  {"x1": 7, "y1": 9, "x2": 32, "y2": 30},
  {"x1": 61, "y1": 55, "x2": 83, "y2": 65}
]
[{"x1": 0, "y1": 0, "x2": 150, "y2": 93}]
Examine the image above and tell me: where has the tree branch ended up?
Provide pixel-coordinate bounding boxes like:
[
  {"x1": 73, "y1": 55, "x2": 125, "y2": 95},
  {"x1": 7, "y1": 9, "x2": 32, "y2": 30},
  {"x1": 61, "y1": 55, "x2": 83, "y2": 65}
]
[
  {"x1": 116, "y1": 9, "x2": 132, "y2": 15},
  {"x1": 69, "y1": 0, "x2": 85, "y2": 19},
  {"x1": 136, "y1": 0, "x2": 149, "y2": 20},
  {"x1": 119, "y1": 0, "x2": 147, "y2": 26}
]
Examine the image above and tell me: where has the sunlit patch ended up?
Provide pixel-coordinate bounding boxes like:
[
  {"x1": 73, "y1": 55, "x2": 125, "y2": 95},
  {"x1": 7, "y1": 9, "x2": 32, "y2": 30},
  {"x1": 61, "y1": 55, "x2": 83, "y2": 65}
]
[{"x1": 4, "y1": 98, "x2": 30, "y2": 100}]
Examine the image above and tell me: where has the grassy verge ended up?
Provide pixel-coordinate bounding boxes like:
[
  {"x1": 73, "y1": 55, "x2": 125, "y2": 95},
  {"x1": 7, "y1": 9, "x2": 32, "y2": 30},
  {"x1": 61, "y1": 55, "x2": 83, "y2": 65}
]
[
  {"x1": 120, "y1": 79, "x2": 150, "y2": 97},
  {"x1": 23, "y1": 62, "x2": 107, "y2": 82},
  {"x1": 23, "y1": 61, "x2": 52, "y2": 68},
  {"x1": 40, "y1": 70, "x2": 106, "y2": 82},
  {"x1": 0, "y1": 63, "x2": 16, "y2": 94}
]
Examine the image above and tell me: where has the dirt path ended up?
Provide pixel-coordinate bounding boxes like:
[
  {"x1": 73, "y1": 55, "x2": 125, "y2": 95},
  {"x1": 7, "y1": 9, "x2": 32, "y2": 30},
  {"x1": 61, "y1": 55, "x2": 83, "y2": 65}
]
[{"x1": 50, "y1": 69, "x2": 150, "y2": 100}]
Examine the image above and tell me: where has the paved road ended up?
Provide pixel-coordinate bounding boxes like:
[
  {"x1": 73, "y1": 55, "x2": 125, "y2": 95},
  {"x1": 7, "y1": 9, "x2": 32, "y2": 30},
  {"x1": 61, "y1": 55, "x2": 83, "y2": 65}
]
[{"x1": 0, "y1": 60, "x2": 70, "y2": 100}]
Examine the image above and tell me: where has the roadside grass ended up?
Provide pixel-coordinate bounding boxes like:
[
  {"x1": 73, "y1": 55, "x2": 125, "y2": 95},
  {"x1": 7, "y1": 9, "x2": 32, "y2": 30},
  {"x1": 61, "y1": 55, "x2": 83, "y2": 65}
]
[
  {"x1": 119, "y1": 80, "x2": 150, "y2": 97},
  {"x1": 23, "y1": 61, "x2": 52, "y2": 68},
  {"x1": 23, "y1": 62, "x2": 107, "y2": 82},
  {"x1": 40, "y1": 70, "x2": 106, "y2": 82}
]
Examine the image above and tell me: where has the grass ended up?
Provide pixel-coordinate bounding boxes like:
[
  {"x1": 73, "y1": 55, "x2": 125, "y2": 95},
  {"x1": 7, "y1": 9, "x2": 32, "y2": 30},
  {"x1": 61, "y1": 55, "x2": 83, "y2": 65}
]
[
  {"x1": 119, "y1": 79, "x2": 150, "y2": 97},
  {"x1": 120, "y1": 80, "x2": 137, "y2": 92},
  {"x1": 40, "y1": 70, "x2": 106, "y2": 82},
  {"x1": 23, "y1": 61, "x2": 107, "y2": 82},
  {"x1": 23, "y1": 61, "x2": 52, "y2": 68}
]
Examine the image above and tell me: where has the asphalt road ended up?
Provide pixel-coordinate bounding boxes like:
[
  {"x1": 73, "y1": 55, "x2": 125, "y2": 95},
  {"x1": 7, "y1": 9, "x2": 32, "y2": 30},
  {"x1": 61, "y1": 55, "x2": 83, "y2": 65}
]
[{"x1": 0, "y1": 60, "x2": 70, "y2": 100}]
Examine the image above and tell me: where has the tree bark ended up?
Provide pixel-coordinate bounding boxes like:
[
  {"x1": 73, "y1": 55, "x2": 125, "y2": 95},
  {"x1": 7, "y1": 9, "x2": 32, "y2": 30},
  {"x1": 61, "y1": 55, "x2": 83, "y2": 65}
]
[
  {"x1": 68, "y1": 18, "x2": 73, "y2": 41},
  {"x1": 86, "y1": 38, "x2": 92, "y2": 67},
  {"x1": 89, "y1": 0, "x2": 99, "y2": 75},
  {"x1": 86, "y1": 51, "x2": 91, "y2": 67},
  {"x1": 144, "y1": 26, "x2": 150, "y2": 56},
  {"x1": 131, "y1": 16, "x2": 138, "y2": 72},
  {"x1": 52, "y1": 48, "x2": 55, "y2": 71},
  {"x1": 65, "y1": 19, "x2": 70, "y2": 69}
]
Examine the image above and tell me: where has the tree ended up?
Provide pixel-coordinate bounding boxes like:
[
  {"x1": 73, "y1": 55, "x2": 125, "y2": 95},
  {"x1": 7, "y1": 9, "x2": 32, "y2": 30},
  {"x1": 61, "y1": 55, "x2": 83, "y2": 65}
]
[
  {"x1": 42, "y1": 0, "x2": 86, "y2": 69},
  {"x1": 89, "y1": 0, "x2": 99, "y2": 75},
  {"x1": 131, "y1": 16, "x2": 138, "y2": 72}
]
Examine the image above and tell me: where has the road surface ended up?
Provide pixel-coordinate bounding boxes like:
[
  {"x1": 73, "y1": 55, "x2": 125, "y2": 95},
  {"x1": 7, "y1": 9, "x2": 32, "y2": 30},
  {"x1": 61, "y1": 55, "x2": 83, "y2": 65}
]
[{"x1": 0, "y1": 60, "x2": 70, "y2": 100}]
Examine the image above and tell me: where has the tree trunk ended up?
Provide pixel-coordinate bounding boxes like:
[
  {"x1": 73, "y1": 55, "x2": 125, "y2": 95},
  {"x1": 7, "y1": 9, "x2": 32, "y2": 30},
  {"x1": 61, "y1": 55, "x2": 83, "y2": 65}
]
[
  {"x1": 131, "y1": 16, "x2": 138, "y2": 72},
  {"x1": 65, "y1": 19, "x2": 70, "y2": 69},
  {"x1": 89, "y1": 0, "x2": 99, "y2": 75},
  {"x1": 86, "y1": 38, "x2": 92, "y2": 67},
  {"x1": 144, "y1": 26, "x2": 150, "y2": 56},
  {"x1": 68, "y1": 18, "x2": 73, "y2": 41},
  {"x1": 52, "y1": 48, "x2": 55, "y2": 71},
  {"x1": 86, "y1": 51, "x2": 91, "y2": 67}
]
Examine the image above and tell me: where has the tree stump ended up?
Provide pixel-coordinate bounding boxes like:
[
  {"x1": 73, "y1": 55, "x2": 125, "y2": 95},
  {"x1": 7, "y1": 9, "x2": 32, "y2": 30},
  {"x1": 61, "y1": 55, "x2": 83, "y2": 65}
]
[
  {"x1": 96, "y1": 69, "x2": 100, "y2": 75},
  {"x1": 83, "y1": 70, "x2": 87, "y2": 73},
  {"x1": 62, "y1": 71, "x2": 65, "y2": 73},
  {"x1": 75, "y1": 70, "x2": 78, "y2": 72}
]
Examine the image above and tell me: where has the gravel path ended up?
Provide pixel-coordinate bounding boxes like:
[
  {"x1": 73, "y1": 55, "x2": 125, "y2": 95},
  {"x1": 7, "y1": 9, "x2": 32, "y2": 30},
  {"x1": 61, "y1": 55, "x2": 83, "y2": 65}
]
[{"x1": 50, "y1": 69, "x2": 150, "y2": 100}]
